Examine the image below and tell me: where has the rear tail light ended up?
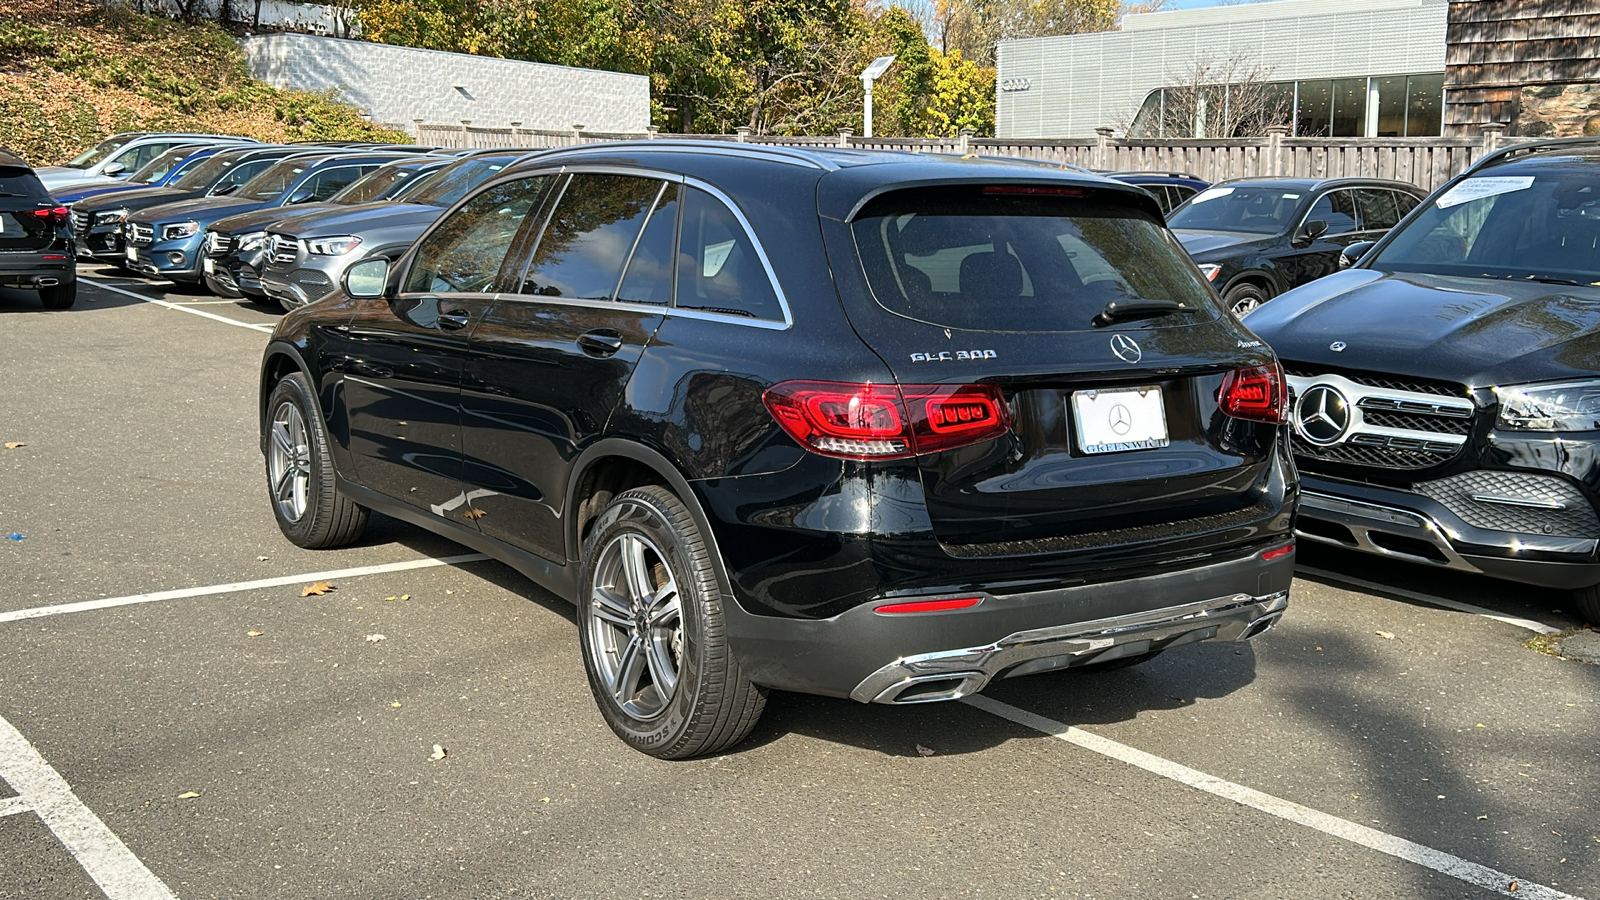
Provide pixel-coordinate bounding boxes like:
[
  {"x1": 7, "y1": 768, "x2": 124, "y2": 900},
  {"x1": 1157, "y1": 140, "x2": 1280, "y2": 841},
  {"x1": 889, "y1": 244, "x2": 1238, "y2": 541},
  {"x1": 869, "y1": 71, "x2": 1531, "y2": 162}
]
[
  {"x1": 982, "y1": 185, "x2": 1085, "y2": 198},
  {"x1": 763, "y1": 381, "x2": 1011, "y2": 460},
  {"x1": 29, "y1": 206, "x2": 70, "y2": 225},
  {"x1": 874, "y1": 597, "x2": 983, "y2": 615},
  {"x1": 1219, "y1": 363, "x2": 1288, "y2": 424}
]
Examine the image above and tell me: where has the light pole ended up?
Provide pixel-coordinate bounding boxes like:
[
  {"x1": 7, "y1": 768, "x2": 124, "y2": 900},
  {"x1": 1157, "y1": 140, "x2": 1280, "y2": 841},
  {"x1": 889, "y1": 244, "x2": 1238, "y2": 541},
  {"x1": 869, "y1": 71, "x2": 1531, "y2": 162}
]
[{"x1": 860, "y1": 55, "x2": 896, "y2": 139}]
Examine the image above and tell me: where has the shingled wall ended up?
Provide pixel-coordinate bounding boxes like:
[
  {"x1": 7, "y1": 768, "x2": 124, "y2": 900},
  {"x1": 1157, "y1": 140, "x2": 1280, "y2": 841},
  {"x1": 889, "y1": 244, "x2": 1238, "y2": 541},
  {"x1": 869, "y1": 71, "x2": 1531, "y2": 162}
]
[{"x1": 1445, "y1": 0, "x2": 1600, "y2": 136}]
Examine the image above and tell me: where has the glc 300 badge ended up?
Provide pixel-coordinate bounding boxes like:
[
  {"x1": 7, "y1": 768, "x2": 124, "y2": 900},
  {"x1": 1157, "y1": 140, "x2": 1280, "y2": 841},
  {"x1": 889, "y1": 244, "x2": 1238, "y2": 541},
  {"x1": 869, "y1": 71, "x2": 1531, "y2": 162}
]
[
  {"x1": 909, "y1": 349, "x2": 997, "y2": 362},
  {"x1": 1110, "y1": 334, "x2": 1142, "y2": 364},
  {"x1": 1295, "y1": 384, "x2": 1351, "y2": 445}
]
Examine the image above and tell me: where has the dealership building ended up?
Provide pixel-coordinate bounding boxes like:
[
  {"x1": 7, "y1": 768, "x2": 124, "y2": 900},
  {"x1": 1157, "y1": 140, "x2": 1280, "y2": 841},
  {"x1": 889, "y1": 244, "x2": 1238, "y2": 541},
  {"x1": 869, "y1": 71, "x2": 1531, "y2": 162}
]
[{"x1": 995, "y1": 0, "x2": 1598, "y2": 141}]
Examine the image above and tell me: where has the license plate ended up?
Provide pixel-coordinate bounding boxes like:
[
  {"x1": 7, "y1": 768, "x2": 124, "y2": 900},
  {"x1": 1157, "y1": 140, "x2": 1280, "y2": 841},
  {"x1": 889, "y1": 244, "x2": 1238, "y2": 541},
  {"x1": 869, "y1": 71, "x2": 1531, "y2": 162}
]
[
  {"x1": 125, "y1": 245, "x2": 137, "y2": 263},
  {"x1": 1072, "y1": 386, "x2": 1169, "y2": 455},
  {"x1": 203, "y1": 257, "x2": 214, "y2": 274}
]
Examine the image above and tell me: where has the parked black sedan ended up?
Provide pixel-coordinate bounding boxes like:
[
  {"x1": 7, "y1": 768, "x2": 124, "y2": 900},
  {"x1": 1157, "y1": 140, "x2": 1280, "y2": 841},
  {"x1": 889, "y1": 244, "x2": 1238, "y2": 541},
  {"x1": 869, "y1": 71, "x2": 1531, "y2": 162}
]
[{"x1": 1168, "y1": 177, "x2": 1425, "y2": 316}]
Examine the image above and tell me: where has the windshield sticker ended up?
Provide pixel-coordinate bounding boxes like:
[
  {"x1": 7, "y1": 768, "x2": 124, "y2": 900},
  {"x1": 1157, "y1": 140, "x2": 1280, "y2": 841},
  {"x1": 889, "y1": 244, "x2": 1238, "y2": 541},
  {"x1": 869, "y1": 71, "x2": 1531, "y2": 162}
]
[
  {"x1": 1437, "y1": 176, "x2": 1535, "y2": 209},
  {"x1": 1281, "y1": 193, "x2": 1300, "y2": 200},
  {"x1": 1190, "y1": 187, "x2": 1235, "y2": 204},
  {"x1": 703, "y1": 239, "x2": 735, "y2": 277}
]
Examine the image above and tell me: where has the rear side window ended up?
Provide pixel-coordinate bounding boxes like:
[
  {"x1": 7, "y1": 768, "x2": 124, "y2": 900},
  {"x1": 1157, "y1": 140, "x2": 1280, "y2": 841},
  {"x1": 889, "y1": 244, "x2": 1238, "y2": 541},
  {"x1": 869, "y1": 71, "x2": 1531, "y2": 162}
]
[
  {"x1": 675, "y1": 187, "x2": 782, "y2": 321},
  {"x1": 0, "y1": 166, "x2": 48, "y2": 199},
  {"x1": 518, "y1": 173, "x2": 665, "y2": 300},
  {"x1": 851, "y1": 187, "x2": 1216, "y2": 332},
  {"x1": 404, "y1": 176, "x2": 548, "y2": 294},
  {"x1": 616, "y1": 184, "x2": 679, "y2": 306},
  {"x1": 1355, "y1": 188, "x2": 1400, "y2": 231}
]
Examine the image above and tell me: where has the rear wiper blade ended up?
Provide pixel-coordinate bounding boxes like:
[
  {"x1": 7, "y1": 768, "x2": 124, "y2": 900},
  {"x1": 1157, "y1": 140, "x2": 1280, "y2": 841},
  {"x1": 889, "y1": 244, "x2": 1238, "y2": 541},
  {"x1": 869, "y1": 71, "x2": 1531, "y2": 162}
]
[{"x1": 1092, "y1": 298, "x2": 1192, "y2": 327}]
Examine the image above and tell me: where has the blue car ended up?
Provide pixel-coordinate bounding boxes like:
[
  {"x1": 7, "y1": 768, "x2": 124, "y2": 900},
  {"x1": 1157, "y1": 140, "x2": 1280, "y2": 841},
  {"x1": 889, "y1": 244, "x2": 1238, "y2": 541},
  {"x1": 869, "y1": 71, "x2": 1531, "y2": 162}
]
[{"x1": 123, "y1": 151, "x2": 414, "y2": 285}]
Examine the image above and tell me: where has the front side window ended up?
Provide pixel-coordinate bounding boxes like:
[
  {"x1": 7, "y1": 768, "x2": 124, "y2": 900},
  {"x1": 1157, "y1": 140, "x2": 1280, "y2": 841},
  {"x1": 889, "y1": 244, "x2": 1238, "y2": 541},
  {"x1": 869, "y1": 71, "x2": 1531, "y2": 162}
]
[
  {"x1": 675, "y1": 187, "x2": 782, "y2": 321},
  {"x1": 1372, "y1": 171, "x2": 1600, "y2": 283},
  {"x1": 1168, "y1": 186, "x2": 1306, "y2": 235},
  {"x1": 300, "y1": 166, "x2": 371, "y2": 202},
  {"x1": 115, "y1": 142, "x2": 178, "y2": 175},
  {"x1": 404, "y1": 176, "x2": 549, "y2": 294},
  {"x1": 518, "y1": 174, "x2": 665, "y2": 300},
  {"x1": 1306, "y1": 190, "x2": 1360, "y2": 235},
  {"x1": 852, "y1": 187, "x2": 1216, "y2": 332},
  {"x1": 334, "y1": 166, "x2": 421, "y2": 204}
]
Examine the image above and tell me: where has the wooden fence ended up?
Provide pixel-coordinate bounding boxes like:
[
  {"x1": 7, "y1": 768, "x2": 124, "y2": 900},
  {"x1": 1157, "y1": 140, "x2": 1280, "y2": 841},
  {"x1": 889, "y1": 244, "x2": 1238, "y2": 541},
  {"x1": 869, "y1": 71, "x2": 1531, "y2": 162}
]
[{"x1": 416, "y1": 123, "x2": 1522, "y2": 193}]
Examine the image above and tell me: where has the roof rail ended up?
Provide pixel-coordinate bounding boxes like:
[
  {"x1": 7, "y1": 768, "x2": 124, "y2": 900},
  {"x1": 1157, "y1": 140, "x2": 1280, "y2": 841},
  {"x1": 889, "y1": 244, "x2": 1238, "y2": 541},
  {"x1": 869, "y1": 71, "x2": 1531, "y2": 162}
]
[
  {"x1": 499, "y1": 139, "x2": 844, "y2": 171},
  {"x1": 1468, "y1": 136, "x2": 1600, "y2": 174},
  {"x1": 1108, "y1": 170, "x2": 1203, "y2": 180}
]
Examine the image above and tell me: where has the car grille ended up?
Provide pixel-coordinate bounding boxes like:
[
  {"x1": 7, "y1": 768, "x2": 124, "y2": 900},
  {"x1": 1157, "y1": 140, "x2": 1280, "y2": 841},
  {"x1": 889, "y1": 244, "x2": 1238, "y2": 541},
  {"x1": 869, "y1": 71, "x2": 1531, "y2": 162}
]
[
  {"x1": 271, "y1": 235, "x2": 299, "y2": 266},
  {"x1": 1283, "y1": 362, "x2": 1475, "y2": 472},
  {"x1": 70, "y1": 209, "x2": 89, "y2": 234},
  {"x1": 205, "y1": 232, "x2": 234, "y2": 256},
  {"x1": 1415, "y1": 470, "x2": 1600, "y2": 539},
  {"x1": 127, "y1": 222, "x2": 155, "y2": 245}
]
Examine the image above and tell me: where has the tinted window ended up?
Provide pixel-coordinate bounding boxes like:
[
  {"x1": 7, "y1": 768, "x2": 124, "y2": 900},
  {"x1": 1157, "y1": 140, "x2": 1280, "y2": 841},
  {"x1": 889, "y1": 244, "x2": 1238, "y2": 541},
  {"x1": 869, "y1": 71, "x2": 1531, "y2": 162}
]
[
  {"x1": 172, "y1": 154, "x2": 236, "y2": 190},
  {"x1": 0, "y1": 166, "x2": 48, "y2": 198},
  {"x1": 241, "y1": 160, "x2": 311, "y2": 201},
  {"x1": 675, "y1": 187, "x2": 781, "y2": 320},
  {"x1": 116, "y1": 142, "x2": 177, "y2": 174},
  {"x1": 1307, "y1": 190, "x2": 1359, "y2": 235},
  {"x1": 1355, "y1": 189, "x2": 1400, "y2": 232},
  {"x1": 334, "y1": 165, "x2": 427, "y2": 204},
  {"x1": 1394, "y1": 191, "x2": 1421, "y2": 218},
  {"x1": 1168, "y1": 186, "x2": 1306, "y2": 234},
  {"x1": 66, "y1": 136, "x2": 130, "y2": 169},
  {"x1": 518, "y1": 174, "x2": 664, "y2": 300},
  {"x1": 409, "y1": 156, "x2": 516, "y2": 208},
  {"x1": 301, "y1": 166, "x2": 371, "y2": 201},
  {"x1": 404, "y1": 176, "x2": 548, "y2": 294},
  {"x1": 852, "y1": 189, "x2": 1216, "y2": 332},
  {"x1": 617, "y1": 184, "x2": 680, "y2": 306},
  {"x1": 129, "y1": 146, "x2": 197, "y2": 184}
]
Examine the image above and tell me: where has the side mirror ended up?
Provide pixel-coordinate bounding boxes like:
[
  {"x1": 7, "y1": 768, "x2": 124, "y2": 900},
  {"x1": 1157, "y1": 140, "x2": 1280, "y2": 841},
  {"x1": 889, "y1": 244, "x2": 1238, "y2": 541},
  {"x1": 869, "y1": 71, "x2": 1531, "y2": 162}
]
[
  {"x1": 211, "y1": 182, "x2": 240, "y2": 197},
  {"x1": 285, "y1": 187, "x2": 316, "y2": 205},
  {"x1": 1298, "y1": 219, "x2": 1330, "y2": 243},
  {"x1": 1340, "y1": 241, "x2": 1378, "y2": 269},
  {"x1": 344, "y1": 257, "x2": 391, "y2": 299},
  {"x1": 102, "y1": 162, "x2": 127, "y2": 178}
]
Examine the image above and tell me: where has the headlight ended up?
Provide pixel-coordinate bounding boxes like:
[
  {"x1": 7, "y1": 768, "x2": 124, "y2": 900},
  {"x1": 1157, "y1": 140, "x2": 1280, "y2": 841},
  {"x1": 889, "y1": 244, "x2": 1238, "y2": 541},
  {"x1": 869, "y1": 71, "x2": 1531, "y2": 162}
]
[
  {"x1": 237, "y1": 231, "x2": 270, "y2": 252},
  {"x1": 1198, "y1": 264, "x2": 1221, "y2": 282},
  {"x1": 93, "y1": 208, "x2": 129, "y2": 226},
  {"x1": 1495, "y1": 380, "x2": 1600, "y2": 431},
  {"x1": 162, "y1": 221, "x2": 200, "y2": 241},
  {"x1": 305, "y1": 236, "x2": 362, "y2": 256}
]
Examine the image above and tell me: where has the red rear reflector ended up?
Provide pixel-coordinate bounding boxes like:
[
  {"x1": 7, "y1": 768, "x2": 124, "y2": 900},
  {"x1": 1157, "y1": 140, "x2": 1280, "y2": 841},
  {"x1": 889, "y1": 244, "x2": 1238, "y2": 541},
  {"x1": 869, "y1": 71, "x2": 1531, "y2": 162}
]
[
  {"x1": 763, "y1": 381, "x2": 1010, "y2": 460},
  {"x1": 41, "y1": 255, "x2": 67, "y2": 260},
  {"x1": 1261, "y1": 543, "x2": 1295, "y2": 562},
  {"x1": 874, "y1": 597, "x2": 983, "y2": 615},
  {"x1": 983, "y1": 185, "x2": 1085, "y2": 197},
  {"x1": 1219, "y1": 363, "x2": 1289, "y2": 424}
]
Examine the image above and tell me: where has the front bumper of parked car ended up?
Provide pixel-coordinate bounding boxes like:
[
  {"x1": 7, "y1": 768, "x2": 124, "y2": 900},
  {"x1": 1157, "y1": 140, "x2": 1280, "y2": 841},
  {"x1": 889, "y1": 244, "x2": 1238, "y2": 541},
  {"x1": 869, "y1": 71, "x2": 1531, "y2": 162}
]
[{"x1": 123, "y1": 228, "x2": 205, "y2": 281}]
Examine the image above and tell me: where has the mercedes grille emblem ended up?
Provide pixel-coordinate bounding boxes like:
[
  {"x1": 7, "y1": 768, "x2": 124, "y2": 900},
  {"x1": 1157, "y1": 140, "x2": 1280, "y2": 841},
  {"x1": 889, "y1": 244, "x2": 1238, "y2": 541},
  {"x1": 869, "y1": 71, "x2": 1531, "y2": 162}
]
[
  {"x1": 1330, "y1": 341, "x2": 1348, "y2": 352},
  {"x1": 1108, "y1": 404, "x2": 1133, "y2": 435},
  {"x1": 1110, "y1": 334, "x2": 1142, "y2": 364},
  {"x1": 1295, "y1": 384, "x2": 1351, "y2": 445}
]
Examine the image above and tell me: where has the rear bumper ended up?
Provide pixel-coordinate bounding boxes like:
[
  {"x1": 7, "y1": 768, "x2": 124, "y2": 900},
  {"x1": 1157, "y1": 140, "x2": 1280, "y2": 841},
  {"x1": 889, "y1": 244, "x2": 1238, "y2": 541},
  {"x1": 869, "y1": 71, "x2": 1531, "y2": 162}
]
[
  {"x1": 0, "y1": 255, "x2": 74, "y2": 288},
  {"x1": 1295, "y1": 474, "x2": 1600, "y2": 589},
  {"x1": 722, "y1": 547, "x2": 1294, "y2": 700}
]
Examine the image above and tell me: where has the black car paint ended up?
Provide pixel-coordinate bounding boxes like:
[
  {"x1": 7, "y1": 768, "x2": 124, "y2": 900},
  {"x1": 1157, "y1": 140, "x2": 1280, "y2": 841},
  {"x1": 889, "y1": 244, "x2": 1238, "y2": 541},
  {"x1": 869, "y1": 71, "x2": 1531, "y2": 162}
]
[
  {"x1": 0, "y1": 152, "x2": 74, "y2": 299},
  {"x1": 261, "y1": 147, "x2": 1296, "y2": 698}
]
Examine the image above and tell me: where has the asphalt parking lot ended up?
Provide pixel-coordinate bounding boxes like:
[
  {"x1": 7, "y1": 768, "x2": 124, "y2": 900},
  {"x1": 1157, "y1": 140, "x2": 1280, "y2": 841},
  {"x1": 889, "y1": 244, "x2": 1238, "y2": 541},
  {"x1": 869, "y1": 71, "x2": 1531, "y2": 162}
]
[{"x1": 1, "y1": 268, "x2": 1597, "y2": 900}]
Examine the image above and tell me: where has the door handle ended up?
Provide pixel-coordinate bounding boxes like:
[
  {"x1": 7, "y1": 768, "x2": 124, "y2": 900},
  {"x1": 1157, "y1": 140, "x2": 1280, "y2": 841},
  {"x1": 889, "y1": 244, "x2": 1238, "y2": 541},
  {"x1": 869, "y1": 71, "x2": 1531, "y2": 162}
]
[
  {"x1": 577, "y1": 329, "x2": 625, "y2": 357},
  {"x1": 437, "y1": 309, "x2": 473, "y2": 331}
]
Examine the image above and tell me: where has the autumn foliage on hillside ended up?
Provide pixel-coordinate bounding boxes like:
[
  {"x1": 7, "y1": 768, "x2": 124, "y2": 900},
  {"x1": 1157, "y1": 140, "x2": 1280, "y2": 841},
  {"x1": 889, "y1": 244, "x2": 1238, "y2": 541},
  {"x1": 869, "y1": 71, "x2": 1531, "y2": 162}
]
[{"x1": 0, "y1": 0, "x2": 406, "y2": 165}]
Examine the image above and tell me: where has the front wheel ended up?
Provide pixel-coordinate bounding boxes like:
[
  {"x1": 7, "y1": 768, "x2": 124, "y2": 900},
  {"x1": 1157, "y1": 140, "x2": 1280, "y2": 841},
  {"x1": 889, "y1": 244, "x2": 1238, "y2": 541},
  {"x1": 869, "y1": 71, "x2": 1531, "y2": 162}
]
[
  {"x1": 578, "y1": 485, "x2": 766, "y2": 759},
  {"x1": 1224, "y1": 282, "x2": 1268, "y2": 318},
  {"x1": 1573, "y1": 584, "x2": 1600, "y2": 627}
]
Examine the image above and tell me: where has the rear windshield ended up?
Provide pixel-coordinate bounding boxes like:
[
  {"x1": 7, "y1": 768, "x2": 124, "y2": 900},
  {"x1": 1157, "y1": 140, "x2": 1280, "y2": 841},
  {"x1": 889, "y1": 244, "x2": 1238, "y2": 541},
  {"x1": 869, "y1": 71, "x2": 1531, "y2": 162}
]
[
  {"x1": 851, "y1": 188, "x2": 1217, "y2": 331},
  {"x1": 1372, "y1": 170, "x2": 1600, "y2": 283},
  {"x1": 0, "y1": 166, "x2": 48, "y2": 198},
  {"x1": 408, "y1": 156, "x2": 515, "y2": 207},
  {"x1": 1167, "y1": 186, "x2": 1307, "y2": 234}
]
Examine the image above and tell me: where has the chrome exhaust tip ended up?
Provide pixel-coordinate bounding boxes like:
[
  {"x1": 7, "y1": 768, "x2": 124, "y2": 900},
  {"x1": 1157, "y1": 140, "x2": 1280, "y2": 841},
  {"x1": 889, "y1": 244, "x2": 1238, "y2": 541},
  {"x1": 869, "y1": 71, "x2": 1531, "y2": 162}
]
[
  {"x1": 871, "y1": 672, "x2": 989, "y2": 705},
  {"x1": 34, "y1": 277, "x2": 59, "y2": 287}
]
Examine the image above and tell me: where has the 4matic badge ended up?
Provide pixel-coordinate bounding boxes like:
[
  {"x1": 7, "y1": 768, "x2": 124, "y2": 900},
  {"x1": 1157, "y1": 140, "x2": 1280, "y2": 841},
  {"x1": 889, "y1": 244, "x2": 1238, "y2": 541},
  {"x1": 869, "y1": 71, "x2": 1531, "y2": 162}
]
[{"x1": 910, "y1": 349, "x2": 997, "y2": 362}]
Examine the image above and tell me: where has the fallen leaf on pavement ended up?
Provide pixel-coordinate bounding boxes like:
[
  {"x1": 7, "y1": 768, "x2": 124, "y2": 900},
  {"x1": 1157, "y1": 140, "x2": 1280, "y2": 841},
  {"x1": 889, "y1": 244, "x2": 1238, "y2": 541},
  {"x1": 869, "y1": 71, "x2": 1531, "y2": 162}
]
[
  {"x1": 177, "y1": 792, "x2": 200, "y2": 800},
  {"x1": 301, "y1": 581, "x2": 336, "y2": 596},
  {"x1": 400, "y1": 594, "x2": 410, "y2": 601},
  {"x1": 246, "y1": 631, "x2": 263, "y2": 637},
  {"x1": 1376, "y1": 631, "x2": 1395, "y2": 640},
  {"x1": 540, "y1": 797, "x2": 550, "y2": 803},
  {"x1": 366, "y1": 634, "x2": 387, "y2": 643},
  {"x1": 3, "y1": 442, "x2": 23, "y2": 449},
  {"x1": 915, "y1": 744, "x2": 935, "y2": 757},
  {"x1": 390, "y1": 701, "x2": 402, "y2": 708},
  {"x1": 256, "y1": 555, "x2": 269, "y2": 561},
  {"x1": 430, "y1": 744, "x2": 448, "y2": 761},
  {"x1": 463, "y1": 508, "x2": 486, "y2": 519}
]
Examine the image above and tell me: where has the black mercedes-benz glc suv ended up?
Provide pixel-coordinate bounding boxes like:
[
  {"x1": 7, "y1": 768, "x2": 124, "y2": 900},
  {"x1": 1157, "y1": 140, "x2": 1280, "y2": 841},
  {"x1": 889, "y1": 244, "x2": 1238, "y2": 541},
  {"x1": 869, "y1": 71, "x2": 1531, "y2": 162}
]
[
  {"x1": 1246, "y1": 137, "x2": 1600, "y2": 626},
  {"x1": 258, "y1": 142, "x2": 1298, "y2": 757},
  {"x1": 0, "y1": 149, "x2": 75, "y2": 309}
]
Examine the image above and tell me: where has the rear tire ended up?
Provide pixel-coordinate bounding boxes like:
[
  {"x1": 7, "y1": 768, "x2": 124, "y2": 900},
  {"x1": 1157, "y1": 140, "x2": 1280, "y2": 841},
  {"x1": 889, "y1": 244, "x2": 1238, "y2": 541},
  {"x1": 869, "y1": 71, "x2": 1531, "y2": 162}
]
[
  {"x1": 578, "y1": 485, "x2": 766, "y2": 759},
  {"x1": 1573, "y1": 584, "x2": 1600, "y2": 627},
  {"x1": 265, "y1": 372, "x2": 369, "y2": 549},
  {"x1": 1224, "y1": 282, "x2": 1268, "y2": 318},
  {"x1": 39, "y1": 281, "x2": 76, "y2": 310}
]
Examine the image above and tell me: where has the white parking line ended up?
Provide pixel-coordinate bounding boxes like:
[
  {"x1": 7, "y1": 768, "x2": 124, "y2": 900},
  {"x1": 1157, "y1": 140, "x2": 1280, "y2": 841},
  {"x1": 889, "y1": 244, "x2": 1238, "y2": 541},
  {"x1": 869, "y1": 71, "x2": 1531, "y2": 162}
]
[
  {"x1": 0, "y1": 553, "x2": 491, "y2": 625},
  {"x1": 81, "y1": 277, "x2": 275, "y2": 333},
  {"x1": 1295, "y1": 566, "x2": 1561, "y2": 635},
  {"x1": 0, "y1": 712, "x2": 179, "y2": 899},
  {"x1": 0, "y1": 796, "x2": 30, "y2": 817},
  {"x1": 965, "y1": 695, "x2": 1580, "y2": 900}
]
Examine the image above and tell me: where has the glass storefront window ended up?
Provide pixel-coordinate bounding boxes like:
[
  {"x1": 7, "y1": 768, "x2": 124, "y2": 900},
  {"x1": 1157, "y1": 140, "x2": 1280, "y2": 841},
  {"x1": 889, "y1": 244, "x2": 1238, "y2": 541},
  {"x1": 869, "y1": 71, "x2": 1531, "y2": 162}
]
[
  {"x1": 1405, "y1": 73, "x2": 1444, "y2": 137},
  {"x1": 1331, "y1": 77, "x2": 1368, "y2": 137},
  {"x1": 1375, "y1": 76, "x2": 1408, "y2": 136},
  {"x1": 1296, "y1": 80, "x2": 1332, "y2": 136}
]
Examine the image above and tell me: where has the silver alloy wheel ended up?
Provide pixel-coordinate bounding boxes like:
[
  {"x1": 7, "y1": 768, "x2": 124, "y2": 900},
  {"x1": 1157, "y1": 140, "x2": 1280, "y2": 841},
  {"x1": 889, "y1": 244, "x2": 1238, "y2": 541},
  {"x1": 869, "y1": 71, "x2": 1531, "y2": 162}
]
[
  {"x1": 586, "y1": 532, "x2": 683, "y2": 721},
  {"x1": 268, "y1": 401, "x2": 312, "y2": 523},
  {"x1": 1231, "y1": 296, "x2": 1261, "y2": 317}
]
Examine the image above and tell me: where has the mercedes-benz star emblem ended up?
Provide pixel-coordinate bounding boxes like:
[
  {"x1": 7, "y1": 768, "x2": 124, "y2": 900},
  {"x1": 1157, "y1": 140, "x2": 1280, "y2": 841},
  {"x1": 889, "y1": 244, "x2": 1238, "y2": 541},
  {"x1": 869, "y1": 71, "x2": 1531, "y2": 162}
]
[
  {"x1": 1108, "y1": 404, "x2": 1133, "y2": 436},
  {"x1": 1110, "y1": 334, "x2": 1142, "y2": 364},
  {"x1": 1295, "y1": 384, "x2": 1351, "y2": 445},
  {"x1": 1329, "y1": 341, "x2": 1348, "y2": 352}
]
